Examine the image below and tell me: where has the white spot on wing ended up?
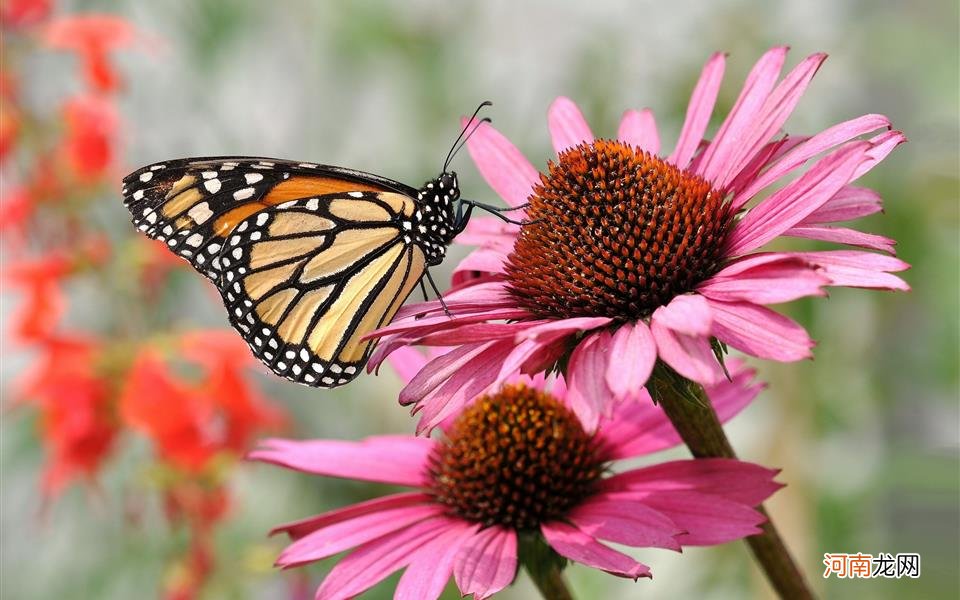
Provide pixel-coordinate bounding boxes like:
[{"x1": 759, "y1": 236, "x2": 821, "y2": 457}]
[
  {"x1": 204, "y1": 179, "x2": 221, "y2": 193},
  {"x1": 139, "y1": 172, "x2": 153, "y2": 182},
  {"x1": 187, "y1": 202, "x2": 213, "y2": 224},
  {"x1": 245, "y1": 173, "x2": 263, "y2": 184},
  {"x1": 234, "y1": 187, "x2": 255, "y2": 201}
]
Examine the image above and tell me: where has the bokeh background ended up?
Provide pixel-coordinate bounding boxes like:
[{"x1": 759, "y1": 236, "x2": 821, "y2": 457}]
[{"x1": 2, "y1": 0, "x2": 957, "y2": 598}]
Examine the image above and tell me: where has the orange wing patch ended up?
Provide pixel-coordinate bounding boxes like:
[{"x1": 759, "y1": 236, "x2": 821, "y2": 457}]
[{"x1": 262, "y1": 176, "x2": 389, "y2": 205}]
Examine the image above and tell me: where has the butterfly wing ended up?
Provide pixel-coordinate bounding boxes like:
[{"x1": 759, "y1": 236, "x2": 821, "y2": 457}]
[
  {"x1": 217, "y1": 193, "x2": 426, "y2": 386},
  {"x1": 122, "y1": 157, "x2": 427, "y2": 387},
  {"x1": 121, "y1": 157, "x2": 416, "y2": 280}
]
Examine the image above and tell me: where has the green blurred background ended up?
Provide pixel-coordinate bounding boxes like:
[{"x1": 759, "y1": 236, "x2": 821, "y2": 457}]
[{"x1": 2, "y1": 0, "x2": 957, "y2": 598}]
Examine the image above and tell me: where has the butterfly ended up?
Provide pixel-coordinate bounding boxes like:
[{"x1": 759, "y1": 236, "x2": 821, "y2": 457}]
[{"x1": 121, "y1": 104, "x2": 504, "y2": 388}]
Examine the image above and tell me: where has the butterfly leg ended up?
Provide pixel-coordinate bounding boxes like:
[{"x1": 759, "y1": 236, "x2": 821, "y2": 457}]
[{"x1": 424, "y1": 269, "x2": 452, "y2": 317}]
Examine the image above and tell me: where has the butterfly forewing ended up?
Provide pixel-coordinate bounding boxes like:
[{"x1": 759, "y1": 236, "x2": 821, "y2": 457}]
[
  {"x1": 217, "y1": 194, "x2": 426, "y2": 386},
  {"x1": 121, "y1": 157, "x2": 415, "y2": 280}
]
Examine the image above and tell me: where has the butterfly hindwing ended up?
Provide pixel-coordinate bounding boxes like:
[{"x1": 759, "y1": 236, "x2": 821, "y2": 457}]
[{"x1": 216, "y1": 193, "x2": 426, "y2": 387}]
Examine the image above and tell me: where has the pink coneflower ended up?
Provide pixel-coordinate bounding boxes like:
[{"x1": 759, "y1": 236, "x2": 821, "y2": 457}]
[
  {"x1": 369, "y1": 47, "x2": 909, "y2": 432},
  {"x1": 251, "y1": 352, "x2": 778, "y2": 599}
]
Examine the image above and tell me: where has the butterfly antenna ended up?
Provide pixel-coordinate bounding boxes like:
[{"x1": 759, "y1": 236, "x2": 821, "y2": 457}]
[
  {"x1": 443, "y1": 100, "x2": 492, "y2": 172},
  {"x1": 446, "y1": 117, "x2": 492, "y2": 170}
]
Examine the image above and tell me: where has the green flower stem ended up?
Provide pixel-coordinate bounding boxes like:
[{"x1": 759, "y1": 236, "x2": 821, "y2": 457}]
[
  {"x1": 649, "y1": 364, "x2": 815, "y2": 600},
  {"x1": 519, "y1": 533, "x2": 575, "y2": 600}
]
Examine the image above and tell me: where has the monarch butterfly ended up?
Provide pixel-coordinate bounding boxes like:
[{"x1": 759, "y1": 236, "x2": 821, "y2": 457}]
[{"x1": 121, "y1": 104, "x2": 502, "y2": 388}]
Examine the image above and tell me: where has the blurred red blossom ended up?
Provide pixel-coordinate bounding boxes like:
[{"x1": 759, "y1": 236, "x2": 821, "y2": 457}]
[
  {"x1": 120, "y1": 336, "x2": 285, "y2": 473},
  {"x1": 5, "y1": 252, "x2": 71, "y2": 342},
  {"x1": 0, "y1": 0, "x2": 52, "y2": 29},
  {"x1": 43, "y1": 14, "x2": 141, "y2": 92},
  {"x1": 60, "y1": 93, "x2": 120, "y2": 181},
  {"x1": 0, "y1": 186, "x2": 36, "y2": 247},
  {"x1": 15, "y1": 335, "x2": 118, "y2": 498},
  {"x1": 0, "y1": 70, "x2": 20, "y2": 163},
  {"x1": 119, "y1": 334, "x2": 285, "y2": 599}
]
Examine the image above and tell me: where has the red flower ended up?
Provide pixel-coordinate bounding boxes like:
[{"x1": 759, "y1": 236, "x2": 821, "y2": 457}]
[
  {"x1": 5, "y1": 253, "x2": 71, "y2": 342},
  {"x1": 0, "y1": 70, "x2": 20, "y2": 163},
  {"x1": 16, "y1": 335, "x2": 118, "y2": 497},
  {"x1": 59, "y1": 94, "x2": 119, "y2": 181},
  {"x1": 120, "y1": 333, "x2": 285, "y2": 472},
  {"x1": 0, "y1": 185, "x2": 34, "y2": 247},
  {"x1": 120, "y1": 350, "x2": 216, "y2": 472},
  {"x1": 0, "y1": 0, "x2": 53, "y2": 29},
  {"x1": 180, "y1": 330, "x2": 286, "y2": 450},
  {"x1": 43, "y1": 14, "x2": 139, "y2": 93}
]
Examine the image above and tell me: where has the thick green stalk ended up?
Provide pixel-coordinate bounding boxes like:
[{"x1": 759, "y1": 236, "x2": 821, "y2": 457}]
[
  {"x1": 519, "y1": 533, "x2": 575, "y2": 600},
  {"x1": 649, "y1": 364, "x2": 815, "y2": 600}
]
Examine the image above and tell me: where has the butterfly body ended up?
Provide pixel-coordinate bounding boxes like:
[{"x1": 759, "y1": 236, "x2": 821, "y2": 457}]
[{"x1": 122, "y1": 157, "x2": 466, "y2": 387}]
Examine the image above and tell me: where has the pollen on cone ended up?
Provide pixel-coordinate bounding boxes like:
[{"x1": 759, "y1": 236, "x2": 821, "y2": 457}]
[{"x1": 506, "y1": 139, "x2": 733, "y2": 319}]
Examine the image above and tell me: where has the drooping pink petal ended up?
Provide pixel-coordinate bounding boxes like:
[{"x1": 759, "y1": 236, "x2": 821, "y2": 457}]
[
  {"x1": 548, "y1": 96, "x2": 595, "y2": 153},
  {"x1": 395, "y1": 521, "x2": 479, "y2": 600},
  {"x1": 400, "y1": 341, "x2": 496, "y2": 407},
  {"x1": 249, "y1": 436, "x2": 434, "y2": 486},
  {"x1": 601, "y1": 458, "x2": 782, "y2": 506},
  {"x1": 386, "y1": 346, "x2": 431, "y2": 386},
  {"x1": 565, "y1": 330, "x2": 615, "y2": 431},
  {"x1": 725, "y1": 141, "x2": 871, "y2": 256},
  {"x1": 277, "y1": 504, "x2": 447, "y2": 568},
  {"x1": 413, "y1": 339, "x2": 520, "y2": 433},
  {"x1": 416, "y1": 320, "x2": 544, "y2": 346},
  {"x1": 617, "y1": 108, "x2": 660, "y2": 155},
  {"x1": 463, "y1": 119, "x2": 540, "y2": 208},
  {"x1": 697, "y1": 258, "x2": 829, "y2": 303},
  {"x1": 315, "y1": 515, "x2": 453, "y2": 600},
  {"x1": 541, "y1": 521, "x2": 652, "y2": 579},
  {"x1": 714, "y1": 53, "x2": 828, "y2": 189},
  {"x1": 451, "y1": 248, "x2": 509, "y2": 283},
  {"x1": 706, "y1": 299, "x2": 814, "y2": 361},
  {"x1": 668, "y1": 52, "x2": 726, "y2": 169},
  {"x1": 852, "y1": 130, "x2": 906, "y2": 180},
  {"x1": 518, "y1": 335, "x2": 571, "y2": 376},
  {"x1": 696, "y1": 46, "x2": 787, "y2": 182},
  {"x1": 455, "y1": 217, "x2": 520, "y2": 251},
  {"x1": 271, "y1": 492, "x2": 432, "y2": 540},
  {"x1": 784, "y1": 225, "x2": 897, "y2": 254},
  {"x1": 601, "y1": 360, "x2": 762, "y2": 459},
  {"x1": 391, "y1": 280, "x2": 518, "y2": 322},
  {"x1": 639, "y1": 491, "x2": 766, "y2": 546},
  {"x1": 605, "y1": 321, "x2": 656, "y2": 401},
  {"x1": 371, "y1": 308, "x2": 530, "y2": 348},
  {"x1": 789, "y1": 250, "x2": 910, "y2": 290},
  {"x1": 727, "y1": 135, "x2": 810, "y2": 197},
  {"x1": 731, "y1": 114, "x2": 890, "y2": 209},
  {"x1": 650, "y1": 318, "x2": 722, "y2": 386},
  {"x1": 567, "y1": 496, "x2": 682, "y2": 551},
  {"x1": 453, "y1": 526, "x2": 519, "y2": 600},
  {"x1": 518, "y1": 316, "x2": 613, "y2": 344},
  {"x1": 651, "y1": 294, "x2": 713, "y2": 336},
  {"x1": 799, "y1": 186, "x2": 883, "y2": 224},
  {"x1": 725, "y1": 135, "x2": 809, "y2": 197}
]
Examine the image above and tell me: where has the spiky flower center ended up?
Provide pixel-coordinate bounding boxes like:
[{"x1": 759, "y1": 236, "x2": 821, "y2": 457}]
[
  {"x1": 429, "y1": 384, "x2": 605, "y2": 530},
  {"x1": 506, "y1": 139, "x2": 733, "y2": 320}
]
